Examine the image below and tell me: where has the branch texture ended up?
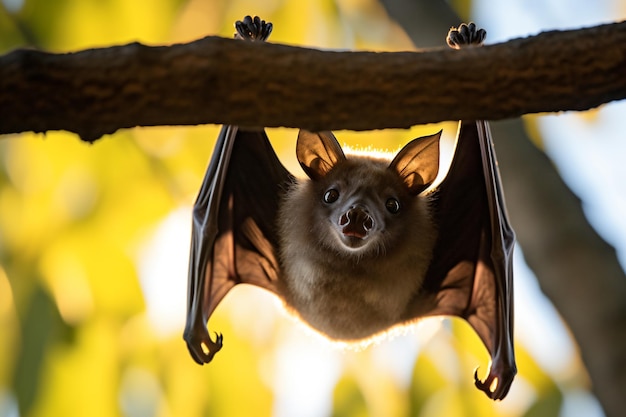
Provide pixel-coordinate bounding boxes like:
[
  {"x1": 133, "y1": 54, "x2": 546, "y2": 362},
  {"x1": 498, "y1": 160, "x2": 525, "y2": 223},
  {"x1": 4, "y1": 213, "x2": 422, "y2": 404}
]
[{"x1": 1, "y1": 21, "x2": 625, "y2": 141}]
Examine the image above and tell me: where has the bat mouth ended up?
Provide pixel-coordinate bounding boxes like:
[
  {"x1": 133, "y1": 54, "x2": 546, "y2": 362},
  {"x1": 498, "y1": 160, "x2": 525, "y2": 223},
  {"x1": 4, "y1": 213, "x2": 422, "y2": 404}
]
[
  {"x1": 339, "y1": 234, "x2": 369, "y2": 250},
  {"x1": 342, "y1": 228, "x2": 368, "y2": 239}
]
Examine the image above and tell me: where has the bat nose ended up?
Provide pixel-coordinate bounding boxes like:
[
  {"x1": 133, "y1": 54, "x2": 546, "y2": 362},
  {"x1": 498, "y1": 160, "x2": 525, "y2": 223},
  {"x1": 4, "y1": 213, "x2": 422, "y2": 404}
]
[{"x1": 339, "y1": 206, "x2": 374, "y2": 238}]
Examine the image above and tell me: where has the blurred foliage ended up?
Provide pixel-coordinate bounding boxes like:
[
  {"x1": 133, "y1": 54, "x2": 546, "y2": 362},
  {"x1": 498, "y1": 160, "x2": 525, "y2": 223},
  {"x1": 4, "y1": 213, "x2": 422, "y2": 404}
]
[{"x1": 0, "y1": 0, "x2": 598, "y2": 416}]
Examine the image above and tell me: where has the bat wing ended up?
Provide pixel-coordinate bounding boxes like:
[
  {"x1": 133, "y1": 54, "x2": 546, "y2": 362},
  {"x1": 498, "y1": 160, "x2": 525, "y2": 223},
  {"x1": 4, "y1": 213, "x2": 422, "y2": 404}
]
[
  {"x1": 184, "y1": 126, "x2": 293, "y2": 364},
  {"x1": 408, "y1": 119, "x2": 516, "y2": 399}
]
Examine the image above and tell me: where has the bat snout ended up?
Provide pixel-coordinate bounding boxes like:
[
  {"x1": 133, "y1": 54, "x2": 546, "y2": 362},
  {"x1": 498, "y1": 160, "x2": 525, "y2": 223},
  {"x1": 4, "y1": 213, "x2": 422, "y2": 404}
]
[{"x1": 338, "y1": 206, "x2": 374, "y2": 240}]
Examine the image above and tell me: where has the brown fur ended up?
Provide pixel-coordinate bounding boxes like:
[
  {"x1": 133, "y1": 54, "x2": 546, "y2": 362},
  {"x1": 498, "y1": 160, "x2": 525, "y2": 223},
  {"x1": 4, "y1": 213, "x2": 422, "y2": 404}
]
[{"x1": 277, "y1": 131, "x2": 440, "y2": 341}]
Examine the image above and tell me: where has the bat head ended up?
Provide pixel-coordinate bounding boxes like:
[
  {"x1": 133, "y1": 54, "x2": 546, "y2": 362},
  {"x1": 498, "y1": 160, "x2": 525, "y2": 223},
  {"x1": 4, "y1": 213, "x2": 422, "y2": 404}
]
[{"x1": 295, "y1": 130, "x2": 441, "y2": 255}]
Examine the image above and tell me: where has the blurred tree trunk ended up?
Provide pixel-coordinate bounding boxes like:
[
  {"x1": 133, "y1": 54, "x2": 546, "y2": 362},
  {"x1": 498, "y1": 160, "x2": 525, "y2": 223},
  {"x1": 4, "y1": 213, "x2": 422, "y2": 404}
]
[{"x1": 378, "y1": 1, "x2": 626, "y2": 416}]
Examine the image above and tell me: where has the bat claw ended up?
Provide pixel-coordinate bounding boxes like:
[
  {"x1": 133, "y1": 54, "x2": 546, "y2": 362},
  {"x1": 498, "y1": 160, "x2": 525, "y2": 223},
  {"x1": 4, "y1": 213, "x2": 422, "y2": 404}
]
[
  {"x1": 235, "y1": 15, "x2": 273, "y2": 41},
  {"x1": 447, "y1": 22, "x2": 486, "y2": 49}
]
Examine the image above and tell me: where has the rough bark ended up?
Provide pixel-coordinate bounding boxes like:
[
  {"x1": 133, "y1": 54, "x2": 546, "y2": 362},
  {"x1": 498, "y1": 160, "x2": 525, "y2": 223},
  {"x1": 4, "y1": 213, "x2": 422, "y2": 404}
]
[{"x1": 0, "y1": 21, "x2": 625, "y2": 142}]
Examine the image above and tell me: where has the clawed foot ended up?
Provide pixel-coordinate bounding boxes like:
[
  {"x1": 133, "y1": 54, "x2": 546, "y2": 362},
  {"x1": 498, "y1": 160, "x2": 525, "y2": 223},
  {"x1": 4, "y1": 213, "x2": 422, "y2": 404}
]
[
  {"x1": 447, "y1": 22, "x2": 486, "y2": 49},
  {"x1": 184, "y1": 328, "x2": 224, "y2": 365},
  {"x1": 235, "y1": 15, "x2": 273, "y2": 41},
  {"x1": 473, "y1": 362, "x2": 516, "y2": 400}
]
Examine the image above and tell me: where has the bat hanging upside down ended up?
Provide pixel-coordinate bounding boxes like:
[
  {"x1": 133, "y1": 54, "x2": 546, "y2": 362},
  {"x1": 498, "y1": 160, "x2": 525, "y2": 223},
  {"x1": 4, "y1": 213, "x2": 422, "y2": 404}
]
[{"x1": 183, "y1": 16, "x2": 516, "y2": 400}]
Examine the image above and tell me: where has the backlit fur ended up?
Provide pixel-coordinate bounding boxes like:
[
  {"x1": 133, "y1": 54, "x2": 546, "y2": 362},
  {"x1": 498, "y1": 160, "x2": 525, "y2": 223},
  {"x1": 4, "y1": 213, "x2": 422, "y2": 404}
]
[{"x1": 278, "y1": 153, "x2": 438, "y2": 341}]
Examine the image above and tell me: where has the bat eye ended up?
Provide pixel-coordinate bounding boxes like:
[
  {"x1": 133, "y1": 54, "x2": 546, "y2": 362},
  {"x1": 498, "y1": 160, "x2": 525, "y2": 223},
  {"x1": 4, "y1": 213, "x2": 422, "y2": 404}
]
[
  {"x1": 323, "y1": 189, "x2": 339, "y2": 204},
  {"x1": 385, "y1": 198, "x2": 400, "y2": 214}
]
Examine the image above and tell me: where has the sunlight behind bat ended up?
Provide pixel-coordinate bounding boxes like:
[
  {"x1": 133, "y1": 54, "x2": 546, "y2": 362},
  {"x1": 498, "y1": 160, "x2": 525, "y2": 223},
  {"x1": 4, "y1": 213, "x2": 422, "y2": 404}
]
[
  {"x1": 137, "y1": 208, "x2": 190, "y2": 336},
  {"x1": 337, "y1": 126, "x2": 456, "y2": 194}
]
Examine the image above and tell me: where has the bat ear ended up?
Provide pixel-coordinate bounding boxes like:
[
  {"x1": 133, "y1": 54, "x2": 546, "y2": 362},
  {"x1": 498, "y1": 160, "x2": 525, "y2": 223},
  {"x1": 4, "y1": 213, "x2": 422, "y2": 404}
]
[
  {"x1": 296, "y1": 130, "x2": 346, "y2": 180},
  {"x1": 389, "y1": 130, "x2": 441, "y2": 194}
]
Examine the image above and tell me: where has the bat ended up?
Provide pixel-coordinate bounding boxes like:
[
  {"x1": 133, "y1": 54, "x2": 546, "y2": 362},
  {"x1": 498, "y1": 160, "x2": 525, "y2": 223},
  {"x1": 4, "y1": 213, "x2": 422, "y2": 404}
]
[{"x1": 183, "y1": 17, "x2": 516, "y2": 400}]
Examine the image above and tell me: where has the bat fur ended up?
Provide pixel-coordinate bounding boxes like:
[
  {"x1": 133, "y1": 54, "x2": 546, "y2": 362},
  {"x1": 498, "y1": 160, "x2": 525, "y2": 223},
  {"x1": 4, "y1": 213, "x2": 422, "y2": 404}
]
[{"x1": 278, "y1": 130, "x2": 441, "y2": 341}]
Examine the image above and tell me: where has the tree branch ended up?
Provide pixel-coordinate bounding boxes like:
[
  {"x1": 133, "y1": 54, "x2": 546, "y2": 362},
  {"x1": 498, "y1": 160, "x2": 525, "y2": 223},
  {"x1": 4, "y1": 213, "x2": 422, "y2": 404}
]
[{"x1": 1, "y1": 21, "x2": 625, "y2": 141}]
